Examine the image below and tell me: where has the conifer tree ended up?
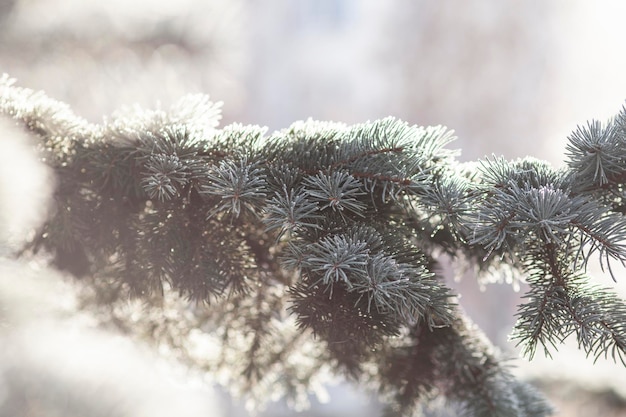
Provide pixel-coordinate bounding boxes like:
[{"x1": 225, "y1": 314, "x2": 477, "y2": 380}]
[{"x1": 2, "y1": 73, "x2": 626, "y2": 416}]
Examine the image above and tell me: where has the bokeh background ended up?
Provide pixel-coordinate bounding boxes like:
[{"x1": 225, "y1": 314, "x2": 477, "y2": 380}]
[{"x1": 2, "y1": 0, "x2": 626, "y2": 415}]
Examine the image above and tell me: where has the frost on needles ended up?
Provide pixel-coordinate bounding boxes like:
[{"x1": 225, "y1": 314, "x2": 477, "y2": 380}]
[{"x1": 2, "y1": 73, "x2": 626, "y2": 416}]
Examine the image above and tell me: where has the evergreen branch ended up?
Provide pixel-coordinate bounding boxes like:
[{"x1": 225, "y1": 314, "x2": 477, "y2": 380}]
[
  {"x1": 105, "y1": 93, "x2": 222, "y2": 145},
  {"x1": 569, "y1": 284, "x2": 626, "y2": 366},
  {"x1": 478, "y1": 156, "x2": 567, "y2": 190},
  {"x1": 420, "y1": 174, "x2": 473, "y2": 239},
  {"x1": 263, "y1": 186, "x2": 323, "y2": 237},
  {"x1": 467, "y1": 186, "x2": 520, "y2": 257},
  {"x1": 350, "y1": 171, "x2": 412, "y2": 186},
  {"x1": 303, "y1": 170, "x2": 367, "y2": 217},
  {"x1": 0, "y1": 74, "x2": 96, "y2": 168},
  {"x1": 329, "y1": 145, "x2": 406, "y2": 172},
  {"x1": 377, "y1": 323, "x2": 440, "y2": 414},
  {"x1": 351, "y1": 253, "x2": 450, "y2": 325},
  {"x1": 513, "y1": 279, "x2": 570, "y2": 360},
  {"x1": 566, "y1": 119, "x2": 626, "y2": 189},
  {"x1": 379, "y1": 319, "x2": 553, "y2": 417},
  {"x1": 201, "y1": 157, "x2": 267, "y2": 218},
  {"x1": 141, "y1": 153, "x2": 188, "y2": 201},
  {"x1": 570, "y1": 204, "x2": 626, "y2": 280},
  {"x1": 5, "y1": 75, "x2": 626, "y2": 415},
  {"x1": 514, "y1": 272, "x2": 626, "y2": 366},
  {"x1": 305, "y1": 234, "x2": 370, "y2": 288},
  {"x1": 468, "y1": 159, "x2": 572, "y2": 258},
  {"x1": 209, "y1": 123, "x2": 268, "y2": 160}
]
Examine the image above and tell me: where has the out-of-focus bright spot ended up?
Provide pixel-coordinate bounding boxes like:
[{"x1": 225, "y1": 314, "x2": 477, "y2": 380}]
[
  {"x1": 0, "y1": 118, "x2": 52, "y2": 252},
  {"x1": 0, "y1": 260, "x2": 223, "y2": 417}
]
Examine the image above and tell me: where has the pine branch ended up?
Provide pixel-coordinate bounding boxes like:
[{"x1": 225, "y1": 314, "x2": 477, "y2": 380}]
[
  {"x1": 566, "y1": 119, "x2": 626, "y2": 189},
  {"x1": 377, "y1": 318, "x2": 553, "y2": 416},
  {"x1": 4, "y1": 74, "x2": 626, "y2": 416}
]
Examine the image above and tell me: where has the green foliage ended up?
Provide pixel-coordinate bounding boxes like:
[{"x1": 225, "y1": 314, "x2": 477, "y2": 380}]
[{"x1": 3, "y1": 73, "x2": 626, "y2": 416}]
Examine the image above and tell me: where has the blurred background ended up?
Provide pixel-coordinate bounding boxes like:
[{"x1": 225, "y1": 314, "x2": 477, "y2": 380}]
[{"x1": 2, "y1": 0, "x2": 626, "y2": 415}]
